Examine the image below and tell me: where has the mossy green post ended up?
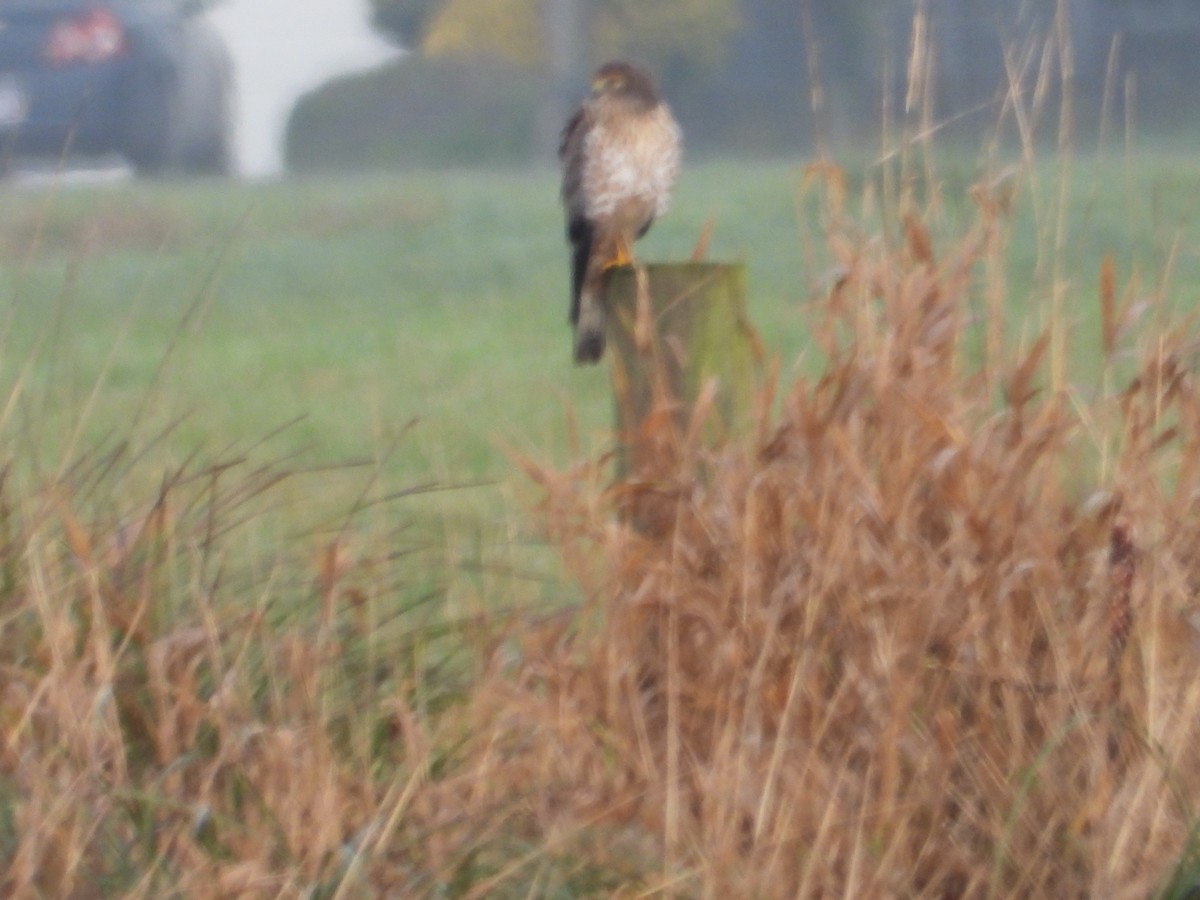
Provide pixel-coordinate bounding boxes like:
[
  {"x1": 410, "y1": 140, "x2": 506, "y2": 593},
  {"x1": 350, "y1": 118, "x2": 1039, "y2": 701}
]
[{"x1": 605, "y1": 262, "x2": 755, "y2": 478}]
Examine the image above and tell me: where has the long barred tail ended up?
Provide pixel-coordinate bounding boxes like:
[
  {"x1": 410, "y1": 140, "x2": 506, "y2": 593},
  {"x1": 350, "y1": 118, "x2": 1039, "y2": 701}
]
[
  {"x1": 568, "y1": 218, "x2": 605, "y2": 364},
  {"x1": 573, "y1": 280, "x2": 606, "y2": 364},
  {"x1": 569, "y1": 232, "x2": 590, "y2": 327}
]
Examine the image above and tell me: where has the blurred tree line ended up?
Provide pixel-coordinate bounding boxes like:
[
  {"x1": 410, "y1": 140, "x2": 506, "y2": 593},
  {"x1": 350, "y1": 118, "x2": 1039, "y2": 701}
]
[
  {"x1": 285, "y1": 0, "x2": 1200, "y2": 171},
  {"x1": 368, "y1": 0, "x2": 739, "y2": 75}
]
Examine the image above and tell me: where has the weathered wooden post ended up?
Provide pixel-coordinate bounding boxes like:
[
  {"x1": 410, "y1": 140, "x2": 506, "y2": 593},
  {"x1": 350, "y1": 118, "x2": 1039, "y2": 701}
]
[{"x1": 604, "y1": 263, "x2": 756, "y2": 513}]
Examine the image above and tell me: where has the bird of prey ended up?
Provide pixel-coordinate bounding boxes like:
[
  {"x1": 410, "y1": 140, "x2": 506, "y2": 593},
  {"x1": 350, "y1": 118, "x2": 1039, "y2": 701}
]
[{"x1": 559, "y1": 61, "x2": 682, "y2": 364}]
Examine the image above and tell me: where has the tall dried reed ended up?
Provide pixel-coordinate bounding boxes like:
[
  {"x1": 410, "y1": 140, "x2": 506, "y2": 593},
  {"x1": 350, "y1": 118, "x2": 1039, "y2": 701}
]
[
  {"x1": 0, "y1": 442, "x2": 472, "y2": 897},
  {"x1": 484, "y1": 163, "x2": 1200, "y2": 897},
  {"x1": 7, "y1": 155, "x2": 1197, "y2": 896}
]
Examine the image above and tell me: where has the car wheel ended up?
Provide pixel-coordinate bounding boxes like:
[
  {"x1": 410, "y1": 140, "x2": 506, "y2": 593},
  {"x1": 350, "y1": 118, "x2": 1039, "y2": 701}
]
[
  {"x1": 183, "y1": 84, "x2": 234, "y2": 176},
  {"x1": 184, "y1": 127, "x2": 231, "y2": 176},
  {"x1": 123, "y1": 65, "x2": 182, "y2": 176}
]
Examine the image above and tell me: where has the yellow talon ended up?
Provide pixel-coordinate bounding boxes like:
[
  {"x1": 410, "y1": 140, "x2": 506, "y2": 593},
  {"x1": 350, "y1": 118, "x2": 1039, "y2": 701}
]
[{"x1": 603, "y1": 236, "x2": 635, "y2": 271}]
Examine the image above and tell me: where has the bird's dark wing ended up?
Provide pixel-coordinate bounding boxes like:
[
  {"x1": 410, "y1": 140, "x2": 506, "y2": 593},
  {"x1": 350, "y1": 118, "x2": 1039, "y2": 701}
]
[
  {"x1": 559, "y1": 105, "x2": 586, "y2": 160},
  {"x1": 559, "y1": 104, "x2": 593, "y2": 326}
]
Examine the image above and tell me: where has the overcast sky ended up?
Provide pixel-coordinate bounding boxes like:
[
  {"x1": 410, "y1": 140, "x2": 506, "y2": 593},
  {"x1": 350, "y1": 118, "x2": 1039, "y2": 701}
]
[{"x1": 209, "y1": 0, "x2": 398, "y2": 177}]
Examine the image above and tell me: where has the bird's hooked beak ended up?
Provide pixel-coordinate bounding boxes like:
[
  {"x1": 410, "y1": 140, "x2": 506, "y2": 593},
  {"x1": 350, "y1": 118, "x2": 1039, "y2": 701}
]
[{"x1": 591, "y1": 72, "x2": 624, "y2": 95}]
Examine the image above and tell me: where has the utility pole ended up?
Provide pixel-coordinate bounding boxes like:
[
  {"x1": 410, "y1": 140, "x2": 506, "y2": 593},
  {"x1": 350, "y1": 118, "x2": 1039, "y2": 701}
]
[{"x1": 537, "y1": 0, "x2": 587, "y2": 161}]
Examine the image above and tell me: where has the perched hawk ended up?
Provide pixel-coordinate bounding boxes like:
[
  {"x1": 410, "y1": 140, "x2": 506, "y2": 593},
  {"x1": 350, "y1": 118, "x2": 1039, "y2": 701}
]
[{"x1": 559, "y1": 61, "x2": 682, "y2": 364}]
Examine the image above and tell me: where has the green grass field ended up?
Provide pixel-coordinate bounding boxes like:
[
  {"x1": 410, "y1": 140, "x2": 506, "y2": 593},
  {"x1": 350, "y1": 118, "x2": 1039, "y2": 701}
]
[
  {"x1": 0, "y1": 164, "x2": 801, "y2": 483},
  {"x1": 4, "y1": 153, "x2": 1200, "y2": 497},
  {"x1": 5, "y1": 150, "x2": 1200, "y2": 895},
  {"x1": 4, "y1": 152, "x2": 1200, "y2": 638}
]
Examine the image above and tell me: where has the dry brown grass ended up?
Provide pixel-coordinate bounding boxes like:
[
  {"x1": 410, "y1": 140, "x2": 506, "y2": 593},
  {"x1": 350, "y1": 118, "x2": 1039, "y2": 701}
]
[
  {"x1": 479, "y1": 163, "x2": 1200, "y2": 897},
  {"x1": 0, "y1": 447, "x2": 468, "y2": 897},
  {"x1": 4, "y1": 164, "x2": 1200, "y2": 897}
]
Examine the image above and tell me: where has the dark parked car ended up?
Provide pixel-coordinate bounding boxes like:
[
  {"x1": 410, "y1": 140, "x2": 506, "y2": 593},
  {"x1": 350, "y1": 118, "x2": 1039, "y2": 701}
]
[{"x1": 0, "y1": 0, "x2": 234, "y2": 175}]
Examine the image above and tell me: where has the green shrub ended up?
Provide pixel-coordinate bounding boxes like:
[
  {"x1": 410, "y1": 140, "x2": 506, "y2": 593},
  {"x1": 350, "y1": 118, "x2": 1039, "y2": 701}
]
[{"x1": 285, "y1": 56, "x2": 544, "y2": 172}]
